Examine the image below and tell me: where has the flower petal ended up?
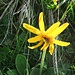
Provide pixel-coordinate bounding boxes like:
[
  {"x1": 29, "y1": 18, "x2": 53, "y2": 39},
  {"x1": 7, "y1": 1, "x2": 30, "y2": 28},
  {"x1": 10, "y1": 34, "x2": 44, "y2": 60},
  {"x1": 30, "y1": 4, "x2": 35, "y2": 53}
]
[
  {"x1": 28, "y1": 41, "x2": 43, "y2": 49},
  {"x1": 28, "y1": 35, "x2": 42, "y2": 43},
  {"x1": 51, "y1": 22, "x2": 69, "y2": 37},
  {"x1": 53, "y1": 0, "x2": 58, "y2": 5},
  {"x1": 39, "y1": 12, "x2": 45, "y2": 31},
  {"x1": 49, "y1": 44, "x2": 54, "y2": 55},
  {"x1": 23, "y1": 23, "x2": 40, "y2": 34},
  {"x1": 41, "y1": 42, "x2": 49, "y2": 50},
  {"x1": 46, "y1": 21, "x2": 60, "y2": 34},
  {"x1": 54, "y1": 40, "x2": 70, "y2": 46}
]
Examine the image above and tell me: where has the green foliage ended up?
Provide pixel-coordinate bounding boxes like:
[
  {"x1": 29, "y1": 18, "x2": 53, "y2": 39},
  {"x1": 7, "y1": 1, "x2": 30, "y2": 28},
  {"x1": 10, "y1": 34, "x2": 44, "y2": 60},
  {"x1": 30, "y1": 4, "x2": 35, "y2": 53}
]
[
  {"x1": 0, "y1": 47, "x2": 8, "y2": 62},
  {"x1": 6, "y1": 69, "x2": 15, "y2": 75},
  {"x1": 43, "y1": 67, "x2": 54, "y2": 75},
  {"x1": 15, "y1": 54, "x2": 28, "y2": 75},
  {"x1": 0, "y1": 0, "x2": 75, "y2": 75},
  {"x1": 30, "y1": 68, "x2": 40, "y2": 75},
  {"x1": 5, "y1": 54, "x2": 30, "y2": 75},
  {"x1": 6, "y1": 69, "x2": 18, "y2": 75},
  {"x1": 0, "y1": 71, "x2": 3, "y2": 75}
]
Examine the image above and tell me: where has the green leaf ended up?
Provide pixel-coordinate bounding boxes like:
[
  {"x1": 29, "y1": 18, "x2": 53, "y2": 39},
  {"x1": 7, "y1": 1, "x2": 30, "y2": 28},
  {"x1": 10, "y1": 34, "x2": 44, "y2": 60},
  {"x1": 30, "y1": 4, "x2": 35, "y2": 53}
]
[
  {"x1": 0, "y1": 53, "x2": 6, "y2": 62},
  {"x1": 43, "y1": 67, "x2": 54, "y2": 75},
  {"x1": 0, "y1": 71, "x2": 3, "y2": 75},
  {"x1": 24, "y1": 69, "x2": 29, "y2": 75},
  {"x1": 15, "y1": 54, "x2": 27, "y2": 75},
  {"x1": 0, "y1": 46, "x2": 10, "y2": 55},
  {"x1": 7, "y1": 69, "x2": 19, "y2": 75},
  {"x1": 6, "y1": 69, "x2": 14, "y2": 75},
  {"x1": 11, "y1": 69, "x2": 19, "y2": 75},
  {"x1": 30, "y1": 68, "x2": 40, "y2": 75}
]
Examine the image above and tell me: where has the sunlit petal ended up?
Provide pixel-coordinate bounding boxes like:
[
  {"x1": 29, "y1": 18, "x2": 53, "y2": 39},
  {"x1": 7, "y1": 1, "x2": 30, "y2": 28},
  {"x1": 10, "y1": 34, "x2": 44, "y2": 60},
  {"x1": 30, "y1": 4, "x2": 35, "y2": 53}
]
[
  {"x1": 49, "y1": 44, "x2": 54, "y2": 55},
  {"x1": 23, "y1": 23, "x2": 40, "y2": 34},
  {"x1": 46, "y1": 21, "x2": 60, "y2": 34},
  {"x1": 51, "y1": 23, "x2": 69, "y2": 37},
  {"x1": 41, "y1": 42, "x2": 49, "y2": 50},
  {"x1": 54, "y1": 40, "x2": 70, "y2": 46},
  {"x1": 53, "y1": 0, "x2": 58, "y2": 5},
  {"x1": 28, "y1": 35, "x2": 42, "y2": 43},
  {"x1": 28, "y1": 41, "x2": 43, "y2": 49},
  {"x1": 39, "y1": 12, "x2": 45, "y2": 31}
]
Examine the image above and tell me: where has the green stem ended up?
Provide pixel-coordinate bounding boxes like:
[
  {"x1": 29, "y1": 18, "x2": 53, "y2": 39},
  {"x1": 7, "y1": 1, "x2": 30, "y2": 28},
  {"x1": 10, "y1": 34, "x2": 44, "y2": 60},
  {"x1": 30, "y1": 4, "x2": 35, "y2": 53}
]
[
  {"x1": 40, "y1": 50, "x2": 46, "y2": 75},
  {"x1": 60, "y1": 1, "x2": 72, "y2": 21}
]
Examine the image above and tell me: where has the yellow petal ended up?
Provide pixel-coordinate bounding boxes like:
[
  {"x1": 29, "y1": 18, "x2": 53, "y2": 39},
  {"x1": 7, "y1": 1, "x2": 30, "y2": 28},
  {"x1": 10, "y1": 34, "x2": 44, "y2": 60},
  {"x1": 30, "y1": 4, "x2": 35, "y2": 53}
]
[
  {"x1": 49, "y1": 44, "x2": 54, "y2": 55},
  {"x1": 23, "y1": 23, "x2": 40, "y2": 34},
  {"x1": 51, "y1": 23, "x2": 69, "y2": 37},
  {"x1": 28, "y1": 35, "x2": 42, "y2": 43},
  {"x1": 54, "y1": 40, "x2": 70, "y2": 46},
  {"x1": 41, "y1": 42, "x2": 49, "y2": 50},
  {"x1": 46, "y1": 21, "x2": 60, "y2": 34},
  {"x1": 53, "y1": 0, "x2": 58, "y2": 5},
  {"x1": 39, "y1": 12, "x2": 45, "y2": 31},
  {"x1": 28, "y1": 41, "x2": 43, "y2": 49}
]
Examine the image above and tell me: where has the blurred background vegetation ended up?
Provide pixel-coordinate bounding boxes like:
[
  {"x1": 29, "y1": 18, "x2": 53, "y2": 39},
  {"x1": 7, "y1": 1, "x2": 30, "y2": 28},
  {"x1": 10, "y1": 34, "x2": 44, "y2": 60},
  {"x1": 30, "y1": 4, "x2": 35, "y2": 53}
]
[{"x1": 0, "y1": 0, "x2": 75, "y2": 75}]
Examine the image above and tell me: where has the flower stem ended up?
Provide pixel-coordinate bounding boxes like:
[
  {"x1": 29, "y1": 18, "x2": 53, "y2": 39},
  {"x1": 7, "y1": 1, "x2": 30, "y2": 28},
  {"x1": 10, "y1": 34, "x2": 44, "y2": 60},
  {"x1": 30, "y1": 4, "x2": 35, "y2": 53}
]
[{"x1": 40, "y1": 50, "x2": 46, "y2": 75}]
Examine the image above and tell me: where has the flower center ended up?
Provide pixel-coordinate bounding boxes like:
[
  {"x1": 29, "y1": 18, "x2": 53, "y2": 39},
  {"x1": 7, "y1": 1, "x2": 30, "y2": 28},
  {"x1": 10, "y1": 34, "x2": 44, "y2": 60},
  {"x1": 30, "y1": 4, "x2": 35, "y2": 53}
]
[
  {"x1": 44, "y1": 35, "x2": 53, "y2": 43},
  {"x1": 40, "y1": 32, "x2": 54, "y2": 44}
]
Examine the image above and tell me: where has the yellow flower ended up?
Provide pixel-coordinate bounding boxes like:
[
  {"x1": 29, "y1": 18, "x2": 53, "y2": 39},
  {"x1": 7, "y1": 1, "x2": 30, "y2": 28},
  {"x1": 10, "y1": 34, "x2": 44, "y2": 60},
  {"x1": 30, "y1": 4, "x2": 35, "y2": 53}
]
[
  {"x1": 23, "y1": 12, "x2": 70, "y2": 55},
  {"x1": 53, "y1": 0, "x2": 58, "y2": 5}
]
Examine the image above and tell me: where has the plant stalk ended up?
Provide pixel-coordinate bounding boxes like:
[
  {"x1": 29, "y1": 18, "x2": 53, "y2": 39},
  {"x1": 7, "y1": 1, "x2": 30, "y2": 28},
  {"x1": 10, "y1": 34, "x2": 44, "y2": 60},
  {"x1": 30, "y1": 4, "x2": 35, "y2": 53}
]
[{"x1": 40, "y1": 50, "x2": 46, "y2": 75}]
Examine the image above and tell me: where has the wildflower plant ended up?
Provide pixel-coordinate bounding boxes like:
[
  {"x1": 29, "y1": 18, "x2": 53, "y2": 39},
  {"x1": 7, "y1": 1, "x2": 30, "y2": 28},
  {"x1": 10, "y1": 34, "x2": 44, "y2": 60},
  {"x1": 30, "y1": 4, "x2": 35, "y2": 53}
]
[
  {"x1": 23, "y1": 12, "x2": 70, "y2": 75},
  {"x1": 0, "y1": 0, "x2": 74, "y2": 74},
  {"x1": 23, "y1": 12, "x2": 70, "y2": 55}
]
